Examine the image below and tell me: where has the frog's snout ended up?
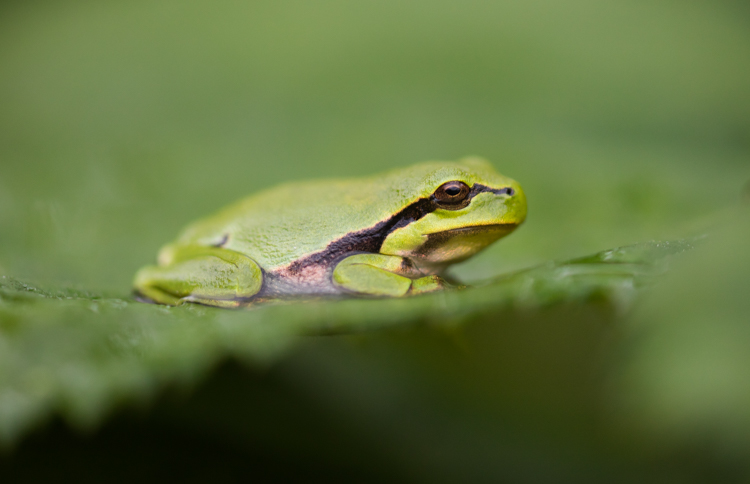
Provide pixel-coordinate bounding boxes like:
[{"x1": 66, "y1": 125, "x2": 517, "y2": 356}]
[{"x1": 499, "y1": 182, "x2": 527, "y2": 226}]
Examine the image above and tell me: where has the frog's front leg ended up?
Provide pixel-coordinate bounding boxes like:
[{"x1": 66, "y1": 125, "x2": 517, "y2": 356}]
[
  {"x1": 133, "y1": 245, "x2": 262, "y2": 308},
  {"x1": 332, "y1": 253, "x2": 448, "y2": 297}
]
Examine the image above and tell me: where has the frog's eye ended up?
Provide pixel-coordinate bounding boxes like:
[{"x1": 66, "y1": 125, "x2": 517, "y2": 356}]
[{"x1": 433, "y1": 181, "x2": 471, "y2": 208}]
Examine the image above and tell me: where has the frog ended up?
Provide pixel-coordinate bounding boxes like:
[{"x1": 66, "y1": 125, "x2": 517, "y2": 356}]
[{"x1": 133, "y1": 157, "x2": 527, "y2": 308}]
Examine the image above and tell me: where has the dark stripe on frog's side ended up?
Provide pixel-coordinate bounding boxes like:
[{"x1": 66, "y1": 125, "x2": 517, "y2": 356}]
[
  {"x1": 280, "y1": 197, "x2": 435, "y2": 277},
  {"x1": 281, "y1": 183, "x2": 511, "y2": 276}
]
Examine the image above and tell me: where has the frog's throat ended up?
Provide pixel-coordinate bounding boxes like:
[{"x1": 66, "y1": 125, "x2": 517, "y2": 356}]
[
  {"x1": 278, "y1": 184, "x2": 512, "y2": 278},
  {"x1": 406, "y1": 223, "x2": 519, "y2": 267}
]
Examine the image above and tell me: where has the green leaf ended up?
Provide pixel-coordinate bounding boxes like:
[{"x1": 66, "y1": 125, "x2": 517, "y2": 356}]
[{"x1": 0, "y1": 239, "x2": 693, "y2": 447}]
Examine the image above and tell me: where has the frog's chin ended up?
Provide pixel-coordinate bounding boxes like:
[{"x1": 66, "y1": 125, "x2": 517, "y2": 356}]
[{"x1": 409, "y1": 223, "x2": 519, "y2": 268}]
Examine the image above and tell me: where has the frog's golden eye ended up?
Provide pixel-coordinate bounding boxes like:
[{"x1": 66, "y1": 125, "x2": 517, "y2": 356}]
[{"x1": 433, "y1": 181, "x2": 471, "y2": 208}]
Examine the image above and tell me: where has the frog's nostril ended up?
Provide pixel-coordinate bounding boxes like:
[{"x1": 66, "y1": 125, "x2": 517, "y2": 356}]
[{"x1": 505, "y1": 187, "x2": 515, "y2": 196}]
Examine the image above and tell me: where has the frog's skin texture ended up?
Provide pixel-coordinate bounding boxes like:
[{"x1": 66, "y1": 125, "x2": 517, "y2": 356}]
[{"x1": 133, "y1": 157, "x2": 527, "y2": 308}]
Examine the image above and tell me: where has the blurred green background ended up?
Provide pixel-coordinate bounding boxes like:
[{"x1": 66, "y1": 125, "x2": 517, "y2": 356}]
[
  {"x1": 2, "y1": 0, "x2": 748, "y2": 289},
  {"x1": 1, "y1": 0, "x2": 749, "y2": 482}
]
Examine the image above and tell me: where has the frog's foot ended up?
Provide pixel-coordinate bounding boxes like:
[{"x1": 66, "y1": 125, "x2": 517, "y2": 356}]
[
  {"x1": 408, "y1": 274, "x2": 451, "y2": 295},
  {"x1": 332, "y1": 253, "x2": 452, "y2": 297},
  {"x1": 133, "y1": 246, "x2": 262, "y2": 308}
]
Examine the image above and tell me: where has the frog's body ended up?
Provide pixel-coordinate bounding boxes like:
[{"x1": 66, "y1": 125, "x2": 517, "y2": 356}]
[{"x1": 134, "y1": 158, "x2": 526, "y2": 307}]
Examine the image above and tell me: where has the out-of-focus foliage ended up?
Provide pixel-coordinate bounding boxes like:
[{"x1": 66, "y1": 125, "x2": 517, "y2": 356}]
[
  {"x1": 0, "y1": 0, "x2": 749, "y2": 482},
  {"x1": 612, "y1": 212, "x2": 750, "y2": 463}
]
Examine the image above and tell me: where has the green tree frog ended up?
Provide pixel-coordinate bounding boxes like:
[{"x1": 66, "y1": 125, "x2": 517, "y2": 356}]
[{"x1": 134, "y1": 157, "x2": 526, "y2": 308}]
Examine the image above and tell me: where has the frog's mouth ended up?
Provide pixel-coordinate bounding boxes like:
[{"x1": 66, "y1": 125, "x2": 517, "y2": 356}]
[
  {"x1": 427, "y1": 223, "x2": 518, "y2": 238},
  {"x1": 412, "y1": 223, "x2": 519, "y2": 264}
]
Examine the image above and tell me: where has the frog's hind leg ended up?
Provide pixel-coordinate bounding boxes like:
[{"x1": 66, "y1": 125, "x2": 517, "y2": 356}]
[{"x1": 133, "y1": 246, "x2": 263, "y2": 308}]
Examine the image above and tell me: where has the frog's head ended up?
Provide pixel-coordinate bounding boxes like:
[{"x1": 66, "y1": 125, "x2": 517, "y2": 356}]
[{"x1": 380, "y1": 157, "x2": 527, "y2": 270}]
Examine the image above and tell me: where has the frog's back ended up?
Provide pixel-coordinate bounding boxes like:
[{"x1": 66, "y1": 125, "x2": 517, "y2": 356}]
[{"x1": 174, "y1": 174, "x2": 413, "y2": 269}]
